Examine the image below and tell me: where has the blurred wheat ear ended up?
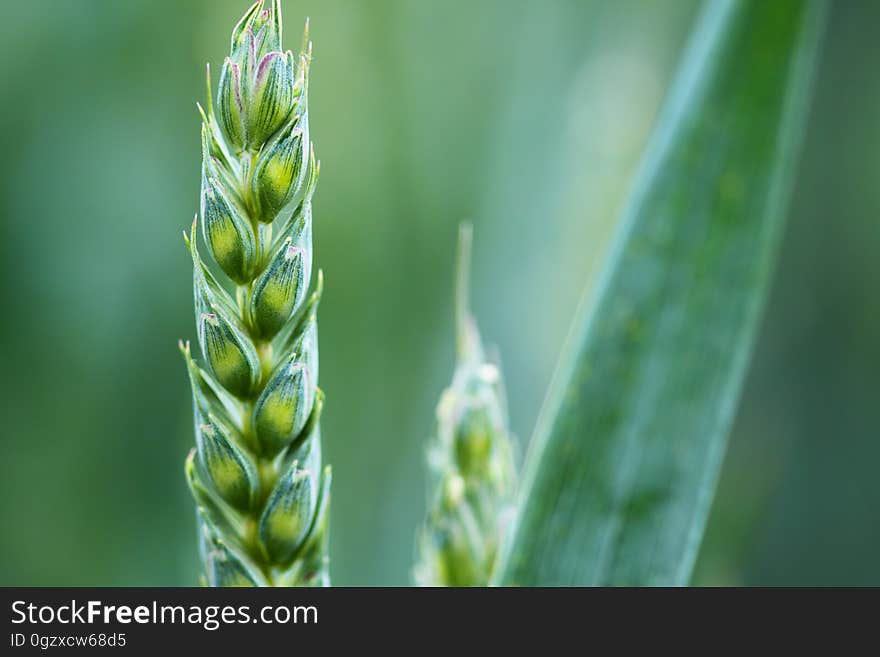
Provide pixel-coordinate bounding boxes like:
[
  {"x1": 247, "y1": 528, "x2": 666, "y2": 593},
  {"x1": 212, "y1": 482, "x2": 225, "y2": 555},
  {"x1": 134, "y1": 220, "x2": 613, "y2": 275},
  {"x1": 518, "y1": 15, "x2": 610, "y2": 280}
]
[
  {"x1": 495, "y1": 0, "x2": 828, "y2": 586},
  {"x1": 415, "y1": 224, "x2": 517, "y2": 586}
]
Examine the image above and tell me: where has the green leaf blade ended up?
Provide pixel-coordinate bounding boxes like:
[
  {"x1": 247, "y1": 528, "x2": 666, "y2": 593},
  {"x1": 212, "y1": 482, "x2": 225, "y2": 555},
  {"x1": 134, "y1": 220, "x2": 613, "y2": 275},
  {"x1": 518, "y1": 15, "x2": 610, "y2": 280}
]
[{"x1": 498, "y1": 0, "x2": 827, "y2": 586}]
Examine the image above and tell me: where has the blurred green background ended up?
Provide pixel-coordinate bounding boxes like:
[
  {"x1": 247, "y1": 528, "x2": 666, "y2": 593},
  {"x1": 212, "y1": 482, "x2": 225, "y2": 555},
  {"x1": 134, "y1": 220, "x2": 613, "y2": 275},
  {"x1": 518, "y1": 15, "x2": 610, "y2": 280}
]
[{"x1": 1, "y1": 0, "x2": 877, "y2": 586}]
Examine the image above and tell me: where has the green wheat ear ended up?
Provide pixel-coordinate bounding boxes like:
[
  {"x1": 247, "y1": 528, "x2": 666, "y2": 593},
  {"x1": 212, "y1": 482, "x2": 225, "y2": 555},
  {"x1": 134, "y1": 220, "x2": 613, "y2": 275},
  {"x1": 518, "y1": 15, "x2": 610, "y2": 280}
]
[
  {"x1": 181, "y1": 0, "x2": 330, "y2": 587},
  {"x1": 415, "y1": 224, "x2": 518, "y2": 586}
]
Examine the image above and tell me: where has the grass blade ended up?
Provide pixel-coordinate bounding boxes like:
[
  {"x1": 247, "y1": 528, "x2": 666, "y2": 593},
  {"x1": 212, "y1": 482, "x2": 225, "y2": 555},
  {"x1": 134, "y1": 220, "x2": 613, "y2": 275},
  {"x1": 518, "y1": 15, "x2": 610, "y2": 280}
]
[{"x1": 497, "y1": 0, "x2": 827, "y2": 586}]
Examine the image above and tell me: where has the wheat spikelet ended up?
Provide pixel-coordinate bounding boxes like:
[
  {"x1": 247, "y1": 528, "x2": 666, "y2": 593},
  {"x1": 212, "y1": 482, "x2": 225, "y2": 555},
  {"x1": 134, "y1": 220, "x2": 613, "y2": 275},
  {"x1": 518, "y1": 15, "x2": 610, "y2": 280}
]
[{"x1": 180, "y1": 0, "x2": 329, "y2": 587}]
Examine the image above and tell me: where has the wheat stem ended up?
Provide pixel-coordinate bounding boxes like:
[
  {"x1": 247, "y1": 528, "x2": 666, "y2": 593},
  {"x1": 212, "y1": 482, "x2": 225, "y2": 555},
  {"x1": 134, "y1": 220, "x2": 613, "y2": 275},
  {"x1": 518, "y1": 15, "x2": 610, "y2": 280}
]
[{"x1": 180, "y1": 0, "x2": 330, "y2": 587}]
